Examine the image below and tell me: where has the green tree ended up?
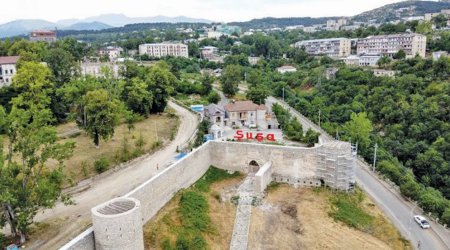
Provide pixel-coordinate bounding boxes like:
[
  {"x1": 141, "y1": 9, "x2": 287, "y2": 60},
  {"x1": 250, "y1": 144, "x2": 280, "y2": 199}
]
[
  {"x1": 221, "y1": 65, "x2": 241, "y2": 96},
  {"x1": 342, "y1": 112, "x2": 373, "y2": 152},
  {"x1": 201, "y1": 74, "x2": 214, "y2": 95},
  {"x1": 416, "y1": 21, "x2": 432, "y2": 35},
  {"x1": 246, "y1": 86, "x2": 268, "y2": 105},
  {"x1": 45, "y1": 48, "x2": 78, "y2": 85},
  {"x1": 145, "y1": 62, "x2": 176, "y2": 113},
  {"x1": 122, "y1": 78, "x2": 153, "y2": 116},
  {"x1": 83, "y1": 89, "x2": 120, "y2": 147},
  {"x1": 0, "y1": 63, "x2": 75, "y2": 243},
  {"x1": 393, "y1": 49, "x2": 406, "y2": 60},
  {"x1": 377, "y1": 56, "x2": 392, "y2": 69}
]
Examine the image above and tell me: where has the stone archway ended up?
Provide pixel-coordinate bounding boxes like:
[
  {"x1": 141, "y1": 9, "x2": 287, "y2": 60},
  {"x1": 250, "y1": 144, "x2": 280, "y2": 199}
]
[{"x1": 248, "y1": 160, "x2": 260, "y2": 173}]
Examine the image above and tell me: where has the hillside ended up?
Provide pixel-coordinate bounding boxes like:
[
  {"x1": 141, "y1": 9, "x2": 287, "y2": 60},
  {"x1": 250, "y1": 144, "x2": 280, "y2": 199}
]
[
  {"x1": 229, "y1": 17, "x2": 341, "y2": 30},
  {"x1": 353, "y1": 0, "x2": 450, "y2": 23},
  {"x1": 65, "y1": 22, "x2": 112, "y2": 31},
  {"x1": 0, "y1": 19, "x2": 55, "y2": 38}
]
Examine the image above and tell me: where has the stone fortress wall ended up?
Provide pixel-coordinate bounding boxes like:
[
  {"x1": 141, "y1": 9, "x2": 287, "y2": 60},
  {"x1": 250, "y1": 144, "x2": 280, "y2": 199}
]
[{"x1": 60, "y1": 140, "x2": 355, "y2": 250}]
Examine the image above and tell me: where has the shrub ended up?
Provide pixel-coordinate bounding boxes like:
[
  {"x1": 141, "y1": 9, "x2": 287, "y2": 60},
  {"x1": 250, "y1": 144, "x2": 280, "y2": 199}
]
[{"x1": 94, "y1": 157, "x2": 109, "y2": 173}]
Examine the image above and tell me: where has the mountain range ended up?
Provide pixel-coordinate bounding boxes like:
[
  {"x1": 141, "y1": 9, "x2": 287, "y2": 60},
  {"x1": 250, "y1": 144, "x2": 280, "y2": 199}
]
[{"x1": 0, "y1": 14, "x2": 212, "y2": 38}]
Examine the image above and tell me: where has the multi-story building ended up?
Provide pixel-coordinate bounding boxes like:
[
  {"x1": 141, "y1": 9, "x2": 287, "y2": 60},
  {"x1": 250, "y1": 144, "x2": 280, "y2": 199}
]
[
  {"x1": 139, "y1": 43, "x2": 188, "y2": 58},
  {"x1": 294, "y1": 38, "x2": 351, "y2": 58},
  {"x1": 359, "y1": 54, "x2": 381, "y2": 67},
  {"x1": 356, "y1": 33, "x2": 426, "y2": 58},
  {"x1": 342, "y1": 55, "x2": 360, "y2": 66},
  {"x1": 200, "y1": 46, "x2": 219, "y2": 59},
  {"x1": 29, "y1": 30, "x2": 57, "y2": 42},
  {"x1": 98, "y1": 46, "x2": 123, "y2": 62},
  {"x1": 277, "y1": 65, "x2": 297, "y2": 74},
  {"x1": 0, "y1": 56, "x2": 19, "y2": 87},
  {"x1": 80, "y1": 62, "x2": 120, "y2": 79},
  {"x1": 224, "y1": 101, "x2": 267, "y2": 129}
]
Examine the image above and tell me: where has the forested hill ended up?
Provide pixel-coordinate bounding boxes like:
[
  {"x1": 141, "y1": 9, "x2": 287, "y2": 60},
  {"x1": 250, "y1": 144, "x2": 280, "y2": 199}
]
[
  {"x1": 228, "y1": 17, "x2": 341, "y2": 30},
  {"x1": 353, "y1": 1, "x2": 450, "y2": 23}
]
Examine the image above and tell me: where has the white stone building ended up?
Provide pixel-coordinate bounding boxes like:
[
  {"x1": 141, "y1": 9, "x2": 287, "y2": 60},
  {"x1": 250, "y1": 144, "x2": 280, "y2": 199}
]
[
  {"x1": 80, "y1": 62, "x2": 120, "y2": 78},
  {"x1": 373, "y1": 69, "x2": 397, "y2": 77},
  {"x1": 342, "y1": 55, "x2": 360, "y2": 66},
  {"x1": 204, "y1": 103, "x2": 225, "y2": 127},
  {"x1": 359, "y1": 54, "x2": 381, "y2": 67},
  {"x1": 277, "y1": 65, "x2": 297, "y2": 74},
  {"x1": 0, "y1": 56, "x2": 19, "y2": 87},
  {"x1": 99, "y1": 46, "x2": 123, "y2": 62},
  {"x1": 432, "y1": 51, "x2": 448, "y2": 61},
  {"x1": 248, "y1": 56, "x2": 262, "y2": 66},
  {"x1": 139, "y1": 43, "x2": 188, "y2": 58},
  {"x1": 224, "y1": 101, "x2": 268, "y2": 129},
  {"x1": 357, "y1": 33, "x2": 427, "y2": 58},
  {"x1": 294, "y1": 38, "x2": 351, "y2": 58}
]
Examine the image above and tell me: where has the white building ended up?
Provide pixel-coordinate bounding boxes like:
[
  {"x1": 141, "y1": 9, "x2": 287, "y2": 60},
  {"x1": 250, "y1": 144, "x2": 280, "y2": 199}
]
[
  {"x1": 432, "y1": 51, "x2": 448, "y2": 61},
  {"x1": 294, "y1": 38, "x2": 351, "y2": 58},
  {"x1": 224, "y1": 101, "x2": 267, "y2": 129},
  {"x1": 342, "y1": 55, "x2": 360, "y2": 66},
  {"x1": 357, "y1": 33, "x2": 427, "y2": 58},
  {"x1": 200, "y1": 46, "x2": 219, "y2": 59},
  {"x1": 248, "y1": 56, "x2": 262, "y2": 66},
  {"x1": 277, "y1": 65, "x2": 297, "y2": 74},
  {"x1": 0, "y1": 56, "x2": 19, "y2": 87},
  {"x1": 373, "y1": 69, "x2": 397, "y2": 77},
  {"x1": 80, "y1": 62, "x2": 120, "y2": 79},
  {"x1": 99, "y1": 46, "x2": 123, "y2": 62},
  {"x1": 139, "y1": 43, "x2": 188, "y2": 58},
  {"x1": 359, "y1": 54, "x2": 381, "y2": 67}
]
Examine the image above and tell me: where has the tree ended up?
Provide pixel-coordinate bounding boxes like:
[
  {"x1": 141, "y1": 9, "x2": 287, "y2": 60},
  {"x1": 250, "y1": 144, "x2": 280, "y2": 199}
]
[
  {"x1": 416, "y1": 21, "x2": 432, "y2": 35},
  {"x1": 377, "y1": 56, "x2": 392, "y2": 69},
  {"x1": 45, "y1": 47, "x2": 78, "y2": 86},
  {"x1": 0, "y1": 63, "x2": 75, "y2": 243},
  {"x1": 247, "y1": 69, "x2": 262, "y2": 88},
  {"x1": 83, "y1": 89, "x2": 120, "y2": 147},
  {"x1": 246, "y1": 86, "x2": 268, "y2": 105},
  {"x1": 342, "y1": 112, "x2": 373, "y2": 153},
  {"x1": 393, "y1": 49, "x2": 406, "y2": 60},
  {"x1": 200, "y1": 74, "x2": 214, "y2": 95},
  {"x1": 207, "y1": 91, "x2": 220, "y2": 104},
  {"x1": 122, "y1": 78, "x2": 153, "y2": 116},
  {"x1": 221, "y1": 65, "x2": 241, "y2": 96},
  {"x1": 145, "y1": 62, "x2": 177, "y2": 113}
]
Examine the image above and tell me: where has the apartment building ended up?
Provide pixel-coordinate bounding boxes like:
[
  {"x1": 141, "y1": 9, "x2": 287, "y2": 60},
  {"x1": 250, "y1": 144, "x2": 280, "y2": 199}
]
[
  {"x1": 200, "y1": 46, "x2": 219, "y2": 59},
  {"x1": 29, "y1": 30, "x2": 57, "y2": 42},
  {"x1": 139, "y1": 43, "x2": 188, "y2": 58},
  {"x1": 80, "y1": 62, "x2": 120, "y2": 79},
  {"x1": 0, "y1": 56, "x2": 19, "y2": 87},
  {"x1": 356, "y1": 33, "x2": 426, "y2": 58},
  {"x1": 294, "y1": 38, "x2": 351, "y2": 58},
  {"x1": 99, "y1": 46, "x2": 123, "y2": 62}
]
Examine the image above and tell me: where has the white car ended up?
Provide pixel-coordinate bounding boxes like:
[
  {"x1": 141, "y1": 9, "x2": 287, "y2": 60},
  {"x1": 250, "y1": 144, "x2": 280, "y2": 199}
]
[{"x1": 414, "y1": 215, "x2": 431, "y2": 229}]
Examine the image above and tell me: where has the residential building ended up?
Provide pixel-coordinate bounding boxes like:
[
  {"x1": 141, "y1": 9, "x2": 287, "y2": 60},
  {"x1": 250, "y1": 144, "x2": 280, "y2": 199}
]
[
  {"x1": 0, "y1": 56, "x2": 19, "y2": 87},
  {"x1": 99, "y1": 46, "x2": 123, "y2": 62},
  {"x1": 200, "y1": 46, "x2": 219, "y2": 59},
  {"x1": 248, "y1": 56, "x2": 262, "y2": 66},
  {"x1": 204, "y1": 104, "x2": 225, "y2": 127},
  {"x1": 432, "y1": 51, "x2": 448, "y2": 60},
  {"x1": 373, "y1": 69, "x2": 397, "y2": 77},
  {"x1": 80, "y1": 62, "x2": 120, "y2": 78},
  {"x1": 294, "y1": 38, "x2": 351, "y2": 58},
  {"x1": 359, "y1": 54, "x2": 381, "y2": 67},
  {"x1": 356, "y1": 33, "x2": 427, "y2": 58},
  {"x1": 224, "y1": 101, "x2": 267, "y2": 129},
  {"x1": 139, "y1": 43, "x2": 188, "y2": 58},
  {"x1": 29, "y1": 30, "x2": 57, "y2": 42},
  {"x1": 302, "y1": 26, "x2": 317, "y2": 33},
  {"x1": 277, "y1": 65, "x2": 297, "y2": 74},
  {"x1": 342, "y1": 55, "x2": 360, "y2": 66}
]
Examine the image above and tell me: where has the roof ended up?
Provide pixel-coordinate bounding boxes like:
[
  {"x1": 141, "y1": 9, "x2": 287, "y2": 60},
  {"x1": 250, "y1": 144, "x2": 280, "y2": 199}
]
[
  {"x1": 225, "y1": 101, "x2": 266, "y2": 112},
  {"x1": 0, "y1": 56, "x2": 20, "y2": 65},
  {"x1": 30, "y1": 30, "x2": 56, "y2": 35},
  {"x1": 204, "y1": 104, "x2": 225, "y2": 117}
]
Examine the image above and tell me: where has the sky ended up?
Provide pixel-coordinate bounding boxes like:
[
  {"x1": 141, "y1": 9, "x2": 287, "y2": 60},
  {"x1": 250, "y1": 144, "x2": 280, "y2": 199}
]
[{"x1": 1, "y1": 0, "x2": 405, "y2": 24}]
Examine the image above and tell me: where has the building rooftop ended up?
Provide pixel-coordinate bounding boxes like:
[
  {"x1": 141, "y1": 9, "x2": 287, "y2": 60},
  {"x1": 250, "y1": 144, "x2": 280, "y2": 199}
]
[
  {"x1": 225, "y1": 101, "x2": 266, "y2": 112},
  {"x1": 0, "y1": 56, "x2": 20, "y2": 64},
  {"x1": 204, "y1": 103, "x2": 225, "y2": 117},
  {"x1": 364, "y1": 33, "x2": 425, "y2": 39}
]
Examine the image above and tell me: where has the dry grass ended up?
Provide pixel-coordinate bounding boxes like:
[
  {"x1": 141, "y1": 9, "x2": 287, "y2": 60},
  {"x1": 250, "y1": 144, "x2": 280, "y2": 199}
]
[
  {"x1": 60, "y1": 112, "x2": 179, "y2": 185},
  {"x1": 249, "y1": 185, "x2": 410, "y2": 250},
  {"x1": 2, "y1": 111, "x2": 179, "y2": 187},
  {"x1": 143, "y1": 175, "x2": 243, "y2": 250}
]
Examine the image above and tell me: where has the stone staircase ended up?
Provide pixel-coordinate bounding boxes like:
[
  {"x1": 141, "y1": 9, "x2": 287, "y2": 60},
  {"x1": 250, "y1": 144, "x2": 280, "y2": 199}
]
[{"x1": 229, "y1": 175, "x2": 262, "y2": 250}]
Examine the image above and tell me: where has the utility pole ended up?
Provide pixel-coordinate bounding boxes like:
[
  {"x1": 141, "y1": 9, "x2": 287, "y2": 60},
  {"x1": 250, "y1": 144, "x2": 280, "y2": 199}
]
[
  {"x1": 373, "y1": 143, "x2": 378, "y2": 172},
  {"x1": 318, "y1": 109, "x2": 321, "y2": 128}
]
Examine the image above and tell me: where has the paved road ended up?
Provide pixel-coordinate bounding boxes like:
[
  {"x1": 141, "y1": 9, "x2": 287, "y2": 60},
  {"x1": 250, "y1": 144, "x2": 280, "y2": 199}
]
[
  {"x1": 31, "y1": 101, "x2": 199, "y2": 249},
  {"x1": 268, "y1": 96, "x2": 450, "y2": 250}
]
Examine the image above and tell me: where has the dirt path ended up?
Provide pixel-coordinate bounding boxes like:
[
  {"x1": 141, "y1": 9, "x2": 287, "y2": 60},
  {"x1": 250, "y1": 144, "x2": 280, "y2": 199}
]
[{"x1": 27, "y1": 101, "x2": 199, "y2": 249}]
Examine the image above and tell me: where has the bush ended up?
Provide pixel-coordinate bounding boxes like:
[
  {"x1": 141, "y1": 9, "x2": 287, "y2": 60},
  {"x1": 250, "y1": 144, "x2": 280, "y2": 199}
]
[
  {"x1": 94, "y1": 157, "x2": 109, "y2": 173},
  {"x1": 441, "y1": 207, "x2": 450, "y2": 225},
  {"x1": 207, "y1": 91, "x2": 220, "y2": 104}
]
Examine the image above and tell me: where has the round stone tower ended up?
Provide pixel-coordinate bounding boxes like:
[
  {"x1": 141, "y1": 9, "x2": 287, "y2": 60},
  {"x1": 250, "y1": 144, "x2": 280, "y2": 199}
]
[{"x1": 91, "y1": 197, "x2": 144, "y2": 250}]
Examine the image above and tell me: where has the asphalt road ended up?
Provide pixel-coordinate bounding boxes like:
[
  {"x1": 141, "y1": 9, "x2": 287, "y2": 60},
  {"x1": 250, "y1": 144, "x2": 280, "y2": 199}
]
[
  {"x1": 267, "y1": 96, "x2": 450, "y2": 250},
  {"x1": 30, "y1": 101, "x2": 199, "y2": 249}
]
